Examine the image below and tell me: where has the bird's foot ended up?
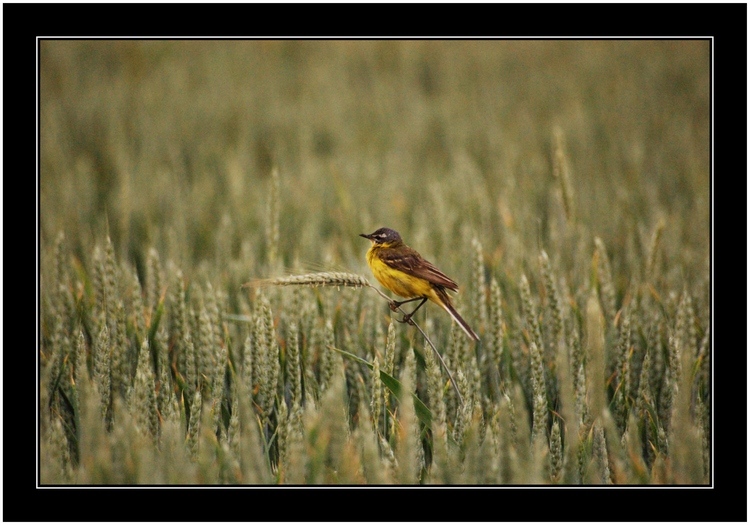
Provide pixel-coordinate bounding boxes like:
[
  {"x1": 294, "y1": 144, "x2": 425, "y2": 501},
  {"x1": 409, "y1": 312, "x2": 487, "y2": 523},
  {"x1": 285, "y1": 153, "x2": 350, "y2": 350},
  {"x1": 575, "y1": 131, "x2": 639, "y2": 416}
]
[
  {"x1": 398, "y1": 313, "x2": 415, "y2": 326},
  {"x1": 388, "y1": 301, "x2": 400, "y2": 313}
]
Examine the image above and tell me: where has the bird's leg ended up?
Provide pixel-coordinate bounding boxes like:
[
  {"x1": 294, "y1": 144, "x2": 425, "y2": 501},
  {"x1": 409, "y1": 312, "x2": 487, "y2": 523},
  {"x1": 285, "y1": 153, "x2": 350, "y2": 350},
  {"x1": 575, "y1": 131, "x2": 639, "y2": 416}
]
[
  {"x1": 398, "y1": 297, "x2": 428, "y2": 325},
  {"x1": 389, "y1": 296, "x2": 423, "y2": 313}
]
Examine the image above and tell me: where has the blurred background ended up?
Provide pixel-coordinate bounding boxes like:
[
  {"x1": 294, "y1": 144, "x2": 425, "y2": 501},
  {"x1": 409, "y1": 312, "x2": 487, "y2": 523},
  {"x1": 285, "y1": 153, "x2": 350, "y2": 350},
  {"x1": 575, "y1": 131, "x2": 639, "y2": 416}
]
[
  {"x1": 40, "y1": 39, "x2": 710, "y2": 293},
  {"x1": 38, "y1": 39, "x2": 712, "y2": 486}
]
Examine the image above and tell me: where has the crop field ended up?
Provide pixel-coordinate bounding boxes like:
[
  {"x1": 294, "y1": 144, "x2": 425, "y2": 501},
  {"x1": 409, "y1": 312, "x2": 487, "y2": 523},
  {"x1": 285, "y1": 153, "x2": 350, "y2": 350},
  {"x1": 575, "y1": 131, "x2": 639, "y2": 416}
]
[{"x1": 39, "y1": 40, "x2": 710, "y2": 485}]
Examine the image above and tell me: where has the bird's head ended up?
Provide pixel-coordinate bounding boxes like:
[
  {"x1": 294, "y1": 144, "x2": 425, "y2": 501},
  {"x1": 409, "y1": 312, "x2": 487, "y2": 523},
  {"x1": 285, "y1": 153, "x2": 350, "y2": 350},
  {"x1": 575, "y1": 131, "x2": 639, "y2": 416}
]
[{"x1": 360, "y1": 227, "x2": 403, "y2": 246}]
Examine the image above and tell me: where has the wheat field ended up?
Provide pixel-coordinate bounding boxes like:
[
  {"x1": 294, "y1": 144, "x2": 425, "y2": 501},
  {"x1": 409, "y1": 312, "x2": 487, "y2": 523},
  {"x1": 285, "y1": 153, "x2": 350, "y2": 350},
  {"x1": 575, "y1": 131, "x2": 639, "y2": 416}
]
[{"x1": 39, "y1": 40, "x2": 710, "y2": 485}]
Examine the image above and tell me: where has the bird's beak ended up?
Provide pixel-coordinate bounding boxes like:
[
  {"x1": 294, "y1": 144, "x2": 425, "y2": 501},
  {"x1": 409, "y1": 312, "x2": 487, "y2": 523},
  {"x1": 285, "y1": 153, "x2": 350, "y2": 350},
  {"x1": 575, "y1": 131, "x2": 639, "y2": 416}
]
[{"x1": 359, "y1": 233, "x2": 371, "y2": 240}]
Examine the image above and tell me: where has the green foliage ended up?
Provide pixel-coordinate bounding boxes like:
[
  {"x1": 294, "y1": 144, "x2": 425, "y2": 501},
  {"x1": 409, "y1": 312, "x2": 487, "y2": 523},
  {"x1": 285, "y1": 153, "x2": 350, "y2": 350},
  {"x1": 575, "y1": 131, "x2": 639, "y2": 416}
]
[{"x1": 39, "y1": 40, "x2": 709, "y2": 485}]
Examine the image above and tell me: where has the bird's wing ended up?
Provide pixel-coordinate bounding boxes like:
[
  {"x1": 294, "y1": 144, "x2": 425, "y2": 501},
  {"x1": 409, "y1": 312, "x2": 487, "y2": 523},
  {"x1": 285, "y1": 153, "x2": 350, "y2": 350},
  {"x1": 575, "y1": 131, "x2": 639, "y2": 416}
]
[{"x1": 380, "y1": 248, "x2": 459, "y2": 292}]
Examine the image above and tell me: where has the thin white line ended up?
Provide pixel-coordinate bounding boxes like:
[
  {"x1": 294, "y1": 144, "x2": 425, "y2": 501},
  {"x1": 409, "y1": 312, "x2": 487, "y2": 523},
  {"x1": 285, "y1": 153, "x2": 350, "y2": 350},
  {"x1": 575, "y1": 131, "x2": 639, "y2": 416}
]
[
  {"x1": 35, "y1": 36, "x2": 40, "y2": 488},
  {"x1": 34, "y1": 36, "x2": 716, "y2": 39}
]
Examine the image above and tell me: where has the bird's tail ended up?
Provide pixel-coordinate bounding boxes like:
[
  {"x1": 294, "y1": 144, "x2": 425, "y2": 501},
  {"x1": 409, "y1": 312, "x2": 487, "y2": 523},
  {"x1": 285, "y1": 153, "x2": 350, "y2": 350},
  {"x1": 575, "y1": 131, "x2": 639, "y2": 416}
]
[{"x1": 434, "y1": 288, "x2": 480, "y2": 341}]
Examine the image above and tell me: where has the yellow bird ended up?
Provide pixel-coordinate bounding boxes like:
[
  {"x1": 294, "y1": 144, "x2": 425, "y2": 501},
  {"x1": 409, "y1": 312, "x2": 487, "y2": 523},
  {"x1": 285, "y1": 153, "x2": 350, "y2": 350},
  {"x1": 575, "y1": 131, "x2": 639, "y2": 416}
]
[{"x1": 360, "y1": 227, "x2": 479, "y2": 341}]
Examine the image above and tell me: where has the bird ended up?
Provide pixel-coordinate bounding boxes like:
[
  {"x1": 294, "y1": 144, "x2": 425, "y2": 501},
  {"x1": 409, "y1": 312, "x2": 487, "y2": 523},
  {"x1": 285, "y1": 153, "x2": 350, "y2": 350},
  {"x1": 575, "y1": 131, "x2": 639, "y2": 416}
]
[{"x1": 360, "y1": 227, "x2": 479, "y2": 341}]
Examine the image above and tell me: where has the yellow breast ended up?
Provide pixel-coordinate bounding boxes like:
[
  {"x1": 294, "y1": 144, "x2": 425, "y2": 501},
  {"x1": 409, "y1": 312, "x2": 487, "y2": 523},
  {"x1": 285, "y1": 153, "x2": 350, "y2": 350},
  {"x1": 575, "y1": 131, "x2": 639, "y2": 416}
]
[{"x1": 366, "y1": 245, "x2": 435, "y2": 299}]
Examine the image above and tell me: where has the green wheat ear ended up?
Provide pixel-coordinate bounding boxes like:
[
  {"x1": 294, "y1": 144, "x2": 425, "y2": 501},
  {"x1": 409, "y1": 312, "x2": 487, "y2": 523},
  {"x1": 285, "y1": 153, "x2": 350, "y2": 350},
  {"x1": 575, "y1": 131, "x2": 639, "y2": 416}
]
[
  {"x1": 613, "y1": 306, "x2": 632, "y2": 433},
  {"x1": 529, "y1": 340, "x2": 548, "y2": 447},
  {"x1": 552, "y1": 126, "x2": 575, "y2": 224},
  {"x1": 586, "y1": 291, "x2": 606, "y2": 422},
  {"x1": 471, "y1": 237, "x2": 487, "y2": 334},
  {"x1": 645, "y1": 219, "x2": 666, "y2": 284},
  {"x1": 94, "y1": 322, "x2": 112, "y2": 427},
  {"x1": 186, "y1": 389, "x2": 202, "y2": 459},
  {"x1": 266, "y1": 166, "x2": 280, "y2": 270},
  {"x1": 594, "y1": 237, "x2": 616, "y2": 326},
  {"x1": 540, "y1": 250, "x2": 564, "y2": 356},
  {"x1": 549, "y1": 418, "x2": 563, "y2": 483},
  {"x1": 520, "y1": 274, "x2": 544, "y2": 359},
  {"x1": 145, "y1": 248, "x2": 161, "y2": 314},
  {"x1": 488, "y1": 277, "x2": 505, "y2": 385},
  {"x1": 133, "y1": 338, "x2": 158, "y2": 442},
  {"x1": 424, "y1": 336, "x2": 447, "y2": 439},
  {"x1": 369, "y1": 356, "x2": 381, "y2": 433},
  {"x1": 286, "y1": 320, "x2": 302, "y2": 407}
]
